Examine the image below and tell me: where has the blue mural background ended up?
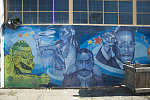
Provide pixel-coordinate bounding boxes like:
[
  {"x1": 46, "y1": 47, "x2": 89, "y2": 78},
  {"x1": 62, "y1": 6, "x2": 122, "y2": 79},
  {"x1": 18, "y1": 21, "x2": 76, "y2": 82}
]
[{"x1": 3, "y1": 25, "x2": 150, "y2": 87}]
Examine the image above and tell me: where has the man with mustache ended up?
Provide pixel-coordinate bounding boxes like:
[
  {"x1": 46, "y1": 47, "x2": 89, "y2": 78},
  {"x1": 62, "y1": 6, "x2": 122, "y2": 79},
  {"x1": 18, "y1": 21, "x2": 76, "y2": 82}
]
[
  {"x1": 96, "y1": 27, "x2": 135, "y2": 70},
  {"x1": 62, "y1": 48, "x2": 104, "y2": 87}
]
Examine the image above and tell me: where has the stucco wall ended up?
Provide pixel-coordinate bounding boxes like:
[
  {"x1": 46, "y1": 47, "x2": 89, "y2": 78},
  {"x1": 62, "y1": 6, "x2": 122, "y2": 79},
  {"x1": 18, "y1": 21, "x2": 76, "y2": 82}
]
[{"x1": 0, "y1": 0, "x2": 4, "y2": 87}]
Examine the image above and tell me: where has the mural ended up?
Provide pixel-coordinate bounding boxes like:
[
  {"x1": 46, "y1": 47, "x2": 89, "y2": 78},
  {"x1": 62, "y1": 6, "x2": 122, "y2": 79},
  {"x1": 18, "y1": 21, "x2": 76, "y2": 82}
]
[
  {"x1": 3, "y1": 25, "x2": 150, "y2": 87},
  {"x1": 4, "y1": 40, "x2": 50, "y2": 87},
  {"x1": 63, "y1": 48, "x2": 104, "y2": 87}
]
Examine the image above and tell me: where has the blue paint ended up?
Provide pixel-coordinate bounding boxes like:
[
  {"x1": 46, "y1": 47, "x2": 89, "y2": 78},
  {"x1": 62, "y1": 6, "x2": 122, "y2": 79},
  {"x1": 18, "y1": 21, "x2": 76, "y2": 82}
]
[{"x1": 3, "y1": 25, "x2": 150, "y2": 87}]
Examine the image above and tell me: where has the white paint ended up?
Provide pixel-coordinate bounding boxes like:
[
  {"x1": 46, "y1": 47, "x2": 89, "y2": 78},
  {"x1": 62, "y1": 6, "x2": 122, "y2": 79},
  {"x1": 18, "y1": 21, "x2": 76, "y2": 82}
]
[
  {"x1": 0, "y1": 0, "x2": 4, "y2": 88},
  {"x1": 0, "y1": 0, "x2": 4, "y2": 26},
  {"x1": 1, "y1": 28, "x2": 4, "y2": 88}
]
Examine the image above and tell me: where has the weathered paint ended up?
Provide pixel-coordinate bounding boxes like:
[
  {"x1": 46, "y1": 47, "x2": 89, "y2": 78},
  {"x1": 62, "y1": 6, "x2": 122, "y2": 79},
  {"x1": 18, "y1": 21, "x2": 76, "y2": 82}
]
[{"x1": 3, "y1": 25, "x2": 150, "y2": 87}]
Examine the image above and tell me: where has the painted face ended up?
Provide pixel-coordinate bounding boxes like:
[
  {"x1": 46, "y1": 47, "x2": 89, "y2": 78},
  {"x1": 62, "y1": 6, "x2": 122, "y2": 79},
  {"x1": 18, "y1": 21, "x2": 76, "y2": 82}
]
[
  {"x1": 59, "y1": 28, "x2": 71, "y2": 41},
  {"x1": 12, "y1": 50, "x2": 35, "y2": 73},
  {"x1": 76, "y1": 53, "x2": 93, "y2": 77},
  {"x1": 115, "y1": 31, "x2": 135, "y2": 64}
]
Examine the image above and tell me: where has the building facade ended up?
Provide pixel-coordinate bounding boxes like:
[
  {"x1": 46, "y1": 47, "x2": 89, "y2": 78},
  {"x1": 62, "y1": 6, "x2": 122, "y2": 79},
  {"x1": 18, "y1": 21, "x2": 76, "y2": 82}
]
[{"x1": 1, "y1": 0, "x2": 150, "y2": 88}]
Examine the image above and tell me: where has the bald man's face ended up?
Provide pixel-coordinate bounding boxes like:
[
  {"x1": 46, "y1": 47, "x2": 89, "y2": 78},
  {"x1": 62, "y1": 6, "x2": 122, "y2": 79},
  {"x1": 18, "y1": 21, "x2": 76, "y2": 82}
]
[{"x1": 114, "y1": 31, "x2": 135, "y2": 64}]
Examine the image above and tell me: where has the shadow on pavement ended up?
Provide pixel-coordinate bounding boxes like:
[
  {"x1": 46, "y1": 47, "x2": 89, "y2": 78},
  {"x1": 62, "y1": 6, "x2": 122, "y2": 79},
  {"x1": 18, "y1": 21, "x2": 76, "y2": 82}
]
[{"x1": 74, "y1": 85, "x2": 150, "y2": 97}]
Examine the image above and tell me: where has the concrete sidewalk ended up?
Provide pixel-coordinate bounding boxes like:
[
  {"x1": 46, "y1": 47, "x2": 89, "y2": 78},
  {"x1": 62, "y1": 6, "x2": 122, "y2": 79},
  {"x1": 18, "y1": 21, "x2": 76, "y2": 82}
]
[{"x1": 0, "y1": 86, "x2": 150, "y2": 100}]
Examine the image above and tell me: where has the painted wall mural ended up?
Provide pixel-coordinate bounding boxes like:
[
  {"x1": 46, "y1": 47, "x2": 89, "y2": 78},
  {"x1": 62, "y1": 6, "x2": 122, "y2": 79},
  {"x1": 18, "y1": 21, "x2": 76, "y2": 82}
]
[{"x1": 3, "y1": 25, "x2": 150, "y2": 87}]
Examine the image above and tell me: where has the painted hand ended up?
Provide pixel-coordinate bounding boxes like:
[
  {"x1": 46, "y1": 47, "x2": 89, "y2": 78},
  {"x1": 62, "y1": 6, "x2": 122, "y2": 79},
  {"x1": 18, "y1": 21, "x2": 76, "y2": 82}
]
[
  {"x1": 102, "y1": 32, "x2": 116, "y2": 53},
  {"x1": 39, "y1": 73, "x2": 50, "y2": 84},
  {"x1": 102, "y1": 32, "x2": 116, "y2": 46}
]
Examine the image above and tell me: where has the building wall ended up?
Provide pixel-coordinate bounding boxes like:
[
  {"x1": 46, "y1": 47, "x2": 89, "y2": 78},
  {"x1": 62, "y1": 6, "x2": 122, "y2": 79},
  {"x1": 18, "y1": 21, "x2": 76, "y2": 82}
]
[
  {"x1": 0, "y1": 0, "x2": 4, "y2": 88},
  {"x1": 0, "y1": 27, "x2": 1, "y2": 87},
  {"x1": 3, "y1": 25, "x2": 150, "y2": 88}
]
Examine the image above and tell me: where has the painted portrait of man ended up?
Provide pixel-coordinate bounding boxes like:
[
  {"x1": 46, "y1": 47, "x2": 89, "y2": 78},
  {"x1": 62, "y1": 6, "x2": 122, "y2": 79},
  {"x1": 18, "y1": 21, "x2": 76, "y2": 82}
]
[
  {"x1": 63, "y1": 48, "x2": 104, "y2": 87},
  {"x1": 96, "y1": 27, "x2": 135, "y2": 70}
]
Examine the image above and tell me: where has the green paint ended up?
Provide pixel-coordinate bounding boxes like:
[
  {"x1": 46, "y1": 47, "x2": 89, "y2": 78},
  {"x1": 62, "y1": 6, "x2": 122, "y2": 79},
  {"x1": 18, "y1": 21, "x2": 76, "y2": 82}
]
[{"x1": 4, "y1": 40, "x2": 50, "y2": 88}]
